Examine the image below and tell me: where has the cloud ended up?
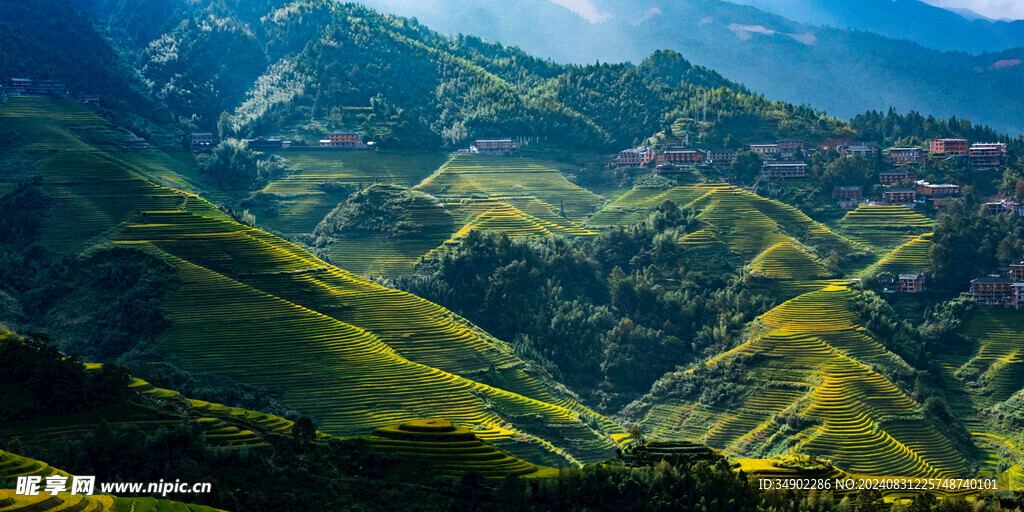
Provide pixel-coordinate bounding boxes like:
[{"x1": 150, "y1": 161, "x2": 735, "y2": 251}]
[
  {"x1": 918, "y1": 0, "x2": 1024, "y2": 20},
  {"x1": 548, "y1": 0, "x2": 614, "y2": 23}
]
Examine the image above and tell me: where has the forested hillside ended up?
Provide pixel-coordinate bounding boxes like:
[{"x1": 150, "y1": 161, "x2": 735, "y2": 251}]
[
  {"x1": 4, "y1": 0, "x2": 857, "y2": 152},
  {"x1": 358, "y1": 0, "x2": 1024, "y2": 135}
]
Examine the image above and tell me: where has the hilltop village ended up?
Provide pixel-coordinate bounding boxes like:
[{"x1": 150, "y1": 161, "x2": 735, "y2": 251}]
[{"x1": 614, "y1": 138, "x2": 1010, "y2": 210}]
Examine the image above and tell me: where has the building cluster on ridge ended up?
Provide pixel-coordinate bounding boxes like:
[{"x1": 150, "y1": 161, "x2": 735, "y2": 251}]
[
  {"x1": 2, "y1": 77, "x2": 100, "y2": 107},
  {"x1": 614, "y1": 136, "x2": 1007, "y2": 210},
  {"x1": 189, "y1": 129, "x2": 373, "y2": 153}
]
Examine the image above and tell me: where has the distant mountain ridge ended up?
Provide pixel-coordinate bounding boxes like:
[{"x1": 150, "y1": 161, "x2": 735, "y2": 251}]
[
  {"x1": 358, "y1": 0, "x2": 1024, "y2": 136},
  {"x1": 727, "y1": 0, "x2": 1024, "y2": 53}
]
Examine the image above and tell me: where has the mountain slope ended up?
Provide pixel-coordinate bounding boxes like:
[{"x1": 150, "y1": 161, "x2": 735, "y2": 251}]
[
  {"x1": 0, "y1": 95, "x2": 625, "y2": 465},
  {"x1": 358, "y1": 0, "x2": 1024, "y2": 135}
]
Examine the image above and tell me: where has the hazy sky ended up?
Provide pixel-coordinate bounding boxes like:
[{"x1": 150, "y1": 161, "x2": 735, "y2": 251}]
[
  {"x1": 553, "y1": 0, "x2": 1024, "y2": 22},
  {"x1": 912, "y1": 0, "x2": 1023, "y2": 20},
  {"x1": 549, "y1": 0, "x2": 611, "y2": 22}
]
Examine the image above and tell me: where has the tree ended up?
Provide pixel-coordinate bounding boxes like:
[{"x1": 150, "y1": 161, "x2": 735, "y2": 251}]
[
  {"x1": 731, "y1": 150, "x2": 762, "y2": 183},
  {"x1": 292, "y1": 416, "x2": 316, "y2": 443}
]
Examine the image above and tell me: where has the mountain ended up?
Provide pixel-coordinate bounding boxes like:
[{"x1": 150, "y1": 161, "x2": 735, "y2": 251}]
[
  {"x1": 357, "y1": 0, "x2": 1024, "y2": 136},
  {"x1": 727, "y1": 0, "x2": 1024, "y2": 53}
]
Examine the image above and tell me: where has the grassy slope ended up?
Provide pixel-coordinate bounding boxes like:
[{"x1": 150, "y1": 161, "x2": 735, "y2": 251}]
[{"x1": 2, "y1": 96, "x2": 624, "y2": 466}]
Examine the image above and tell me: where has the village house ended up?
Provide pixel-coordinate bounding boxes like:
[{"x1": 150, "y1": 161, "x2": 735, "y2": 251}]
[
  {"x1": 190, "y1": 132, "x2": 215, "y2": 152},
  {"x1": 898, "y1": 273, "x2": 926, "y2": 293},
  {"x1": 887, "y1": 148, "x2": 925, "y2": 166},
  {"x1": 707, "y1": 148, "x2": 736, "y2": 167},
  {"x1": 882, "y1": 188, "x2": 917, "y2": 204},
  {"x1": 318, "y1": 129, "x2": 366, "y2": 149},
  {"x1": 915, "y1": 181, "x2": 959, "y2": 197},
  {"x1": 915, "y1": 180, "x2": 960, "y2": 207},
  {"x1": 79, "y1": 94, "x2": 101, "y2": 107},
  {"x1": 929, "y1": 138, "x2": 968, "y2": 156},
  {"x1": 986, "y1": 199, "x2": 1024, "y2": 216},
  {"x1": 843, "y1": 143, "x2": 877, "y2": 159},
  {"x1": 761, "y1": 161, "x2": 807, "y2": 179},
  {"x1": 616, "y1": 148, "x2": 655, "y2": 167},
  {"x1": 832, "y1": 186, "x2": 863, "y2": 208},
  {"x1": 879, "y1": 169, "x2": 917, "y2": 186},
  {"x1": 968, "y1": 257, "x2": 1024, "y2": 308},
  {"x1": 969, "y1": 142, "x2": 1007, "y2": 171},
  {"x1": 1012, "y1": 260, "x2": 1024, "y2": 281},
  {"x1": 2, "y1": 78, "x2": 68, "y2": 96},
  {"x1": 657, "y1": 149, "x2": 706, "y2": 167},
  {"x1": 777, "y1": 139, "x2": 805, "y2": 158},
  {"x1": 749, "y1": 143, "x2": 780, "y2": 157},
  {"x1": 472, "y1": 138, "x2": 520, "y2": 156},
  {"x1": 971, "y1": 273, "x2": 1019, "y2": 307}
]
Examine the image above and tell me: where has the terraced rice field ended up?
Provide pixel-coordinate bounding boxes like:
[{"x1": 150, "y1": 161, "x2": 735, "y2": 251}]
[
  {"x1": 961, "y1": 308, "x2": 1024, "y2": 404},
  {"x1": 0, "y1": 451, "x2": 227, "y2": 512},
  {"x1": 838, "y1": 205, "x2": 934, "y2": 249},
  {"x1": 0, "y1": 490, "x2": 227, "y2": 512},
  {"x1": 863, "y1": 233, "x2": 933, "y2": 278},
  {"x1": 585, "y1": 184, "x2": 733, "y2": 227},
  {"x1": 2, "y1": 97, "x2": 625, "y2": 465},
  {"x1": 641, "y1": 286, "x2": 969, "y2": 478},
  {"x1": 415, "y1": 155, "x2": 603, "y2": 221},
  {"x1": 264, "y1": 150, "x2": 448, "y2": 194},
  {"x1": 0, "y1": 97, "x2": 203, "y2": 252},
  {"x1": 588, "y1": 184, "x2": 861, "y2": 269},
  {"x1": 750, "y1": 241, "x2": 828, "y2": 280},
  {"x1": 326, "y1": 188, "x2": 459, "y2": 275},
  {"x1": 368, "y1": 419, "x2": 551, "y2": 478},
  {"x1": 0, "y1": 450, "x2": 71, "y2": 481},
  {"x1": 257, "y1": 150, "x2": 449, "y2": 235},
  {"x1": 329, "y1": 157, "x2": 600, "y2": 275},
  {"x1": 112, "y1": 211, "x2": 624, "y2": 464}
]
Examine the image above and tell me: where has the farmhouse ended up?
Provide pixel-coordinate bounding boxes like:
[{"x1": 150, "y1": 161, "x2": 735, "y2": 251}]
[
  {"x1": 915, "y1": 181, "x2": 959, "y2": 197},
  {"x1": 616, "y1": 148, "x2": 655, "y2": 167},
  {"x1": 658, "y1": 149, "x2": 706, "y2": 167},
  {"x1": 969, "y1": 142, "x2": 1007, "y2": 171},
  {"x1": 897, "y1": 273, "x2": 926, "y2": 293},
  {"x1": 986, "y1": 200, "x2": 1024, "y2": 216},
  {"x1": 843, "y1": 143, "x2": 877, "y2": 159},
  {"x1": 968, "y1": 256, "x2": 1024, "y2": 308},
  {"x1": 321, "y1": 129, "x2": 366, "y2": 148},
  {"x1": 777, "y1": 138, "x2": 805, "y2": 157},
  {"x1": 749, "y1": 143, "x2": 780, "y2": 157},
  {"x1": 472, "y1": 138, "x2": 520, "y2": 155},
  {"x1": 190, "y1": 132, "x2": 215, "y2": 152},
  {"x1": 832, "y1": 186, "x2": 863, "y2": 208},
  {"x1": 80, "y1": 94, "x2": 101, "y2": 107},
  {"x1": 882, "y1": 188, "x2": 916, "y2": 204},
  {"x1": 760, "y1": 161, "x2": 807, "y2": 179},
  {"x1": 879, "y1": 169, "x2": 916, "y2": 186},
  {"x1": 930, "y1": 138, "x2": 968, "y2": 156},
  {"x1": 887, "y1": 148, "x2": 924, "y2": 166},
  {"x1": 2, "y1": 78, "x2": 68, "y2": 96},
  {"x1": 707, "y1": 148, "x2": 736, "y2": 167},
  {"x1": 971, "y1": 273, "x2": 1019, "y2": 307}
]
